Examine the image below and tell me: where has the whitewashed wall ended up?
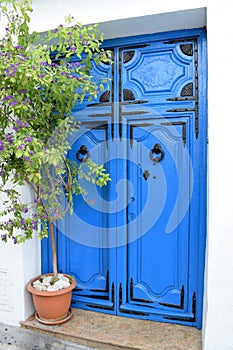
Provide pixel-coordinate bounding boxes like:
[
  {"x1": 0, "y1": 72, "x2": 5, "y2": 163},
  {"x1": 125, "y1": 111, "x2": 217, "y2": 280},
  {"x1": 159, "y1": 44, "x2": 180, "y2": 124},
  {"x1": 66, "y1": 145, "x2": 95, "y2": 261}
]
[
  {"x1": 1, "y1": 1, "x2": 233, "y2": 349},
  {"x1": 0, "y1": 185, "x2": 40, "y2": 326}
]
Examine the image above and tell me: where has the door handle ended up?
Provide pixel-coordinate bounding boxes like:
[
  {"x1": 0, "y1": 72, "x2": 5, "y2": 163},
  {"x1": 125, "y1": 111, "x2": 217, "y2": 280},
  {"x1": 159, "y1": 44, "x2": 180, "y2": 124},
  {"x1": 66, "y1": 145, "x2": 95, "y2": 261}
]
[
  {"x1": 76, "y1": 145, "x2": 90, "y2": 162},
  {"x1": 149, "y1": 143, "x2": 164, "y2": 163}
]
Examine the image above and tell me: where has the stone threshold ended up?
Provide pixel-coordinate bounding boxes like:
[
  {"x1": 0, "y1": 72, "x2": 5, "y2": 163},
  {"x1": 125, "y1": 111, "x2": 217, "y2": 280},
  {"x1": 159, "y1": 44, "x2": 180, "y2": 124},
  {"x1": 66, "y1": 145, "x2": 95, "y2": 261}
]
[{"x1": 21, "y1": 309, "x2": 202, "y2": 350}]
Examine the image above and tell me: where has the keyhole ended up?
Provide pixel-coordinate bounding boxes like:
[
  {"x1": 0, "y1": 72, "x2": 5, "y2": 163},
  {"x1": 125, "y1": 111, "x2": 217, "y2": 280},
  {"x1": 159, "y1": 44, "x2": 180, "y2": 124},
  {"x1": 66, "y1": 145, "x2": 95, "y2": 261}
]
[{"x1": 143, "y1": 170, "x2": 150, "y2": 180}]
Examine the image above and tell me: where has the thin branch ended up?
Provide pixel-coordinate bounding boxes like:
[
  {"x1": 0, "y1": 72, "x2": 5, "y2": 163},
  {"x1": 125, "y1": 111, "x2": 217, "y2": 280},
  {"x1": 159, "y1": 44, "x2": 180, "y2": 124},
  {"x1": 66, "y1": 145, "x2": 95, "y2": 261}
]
[
  {"x1": 49, "y1": 220, "x2": 58, "y2": 279},
  {"x1": 24, "y1": 176, "x2": 38, "y2": 194},
  {"x1": 62, "y1": 157, "x2": 72, "y2": 216}
]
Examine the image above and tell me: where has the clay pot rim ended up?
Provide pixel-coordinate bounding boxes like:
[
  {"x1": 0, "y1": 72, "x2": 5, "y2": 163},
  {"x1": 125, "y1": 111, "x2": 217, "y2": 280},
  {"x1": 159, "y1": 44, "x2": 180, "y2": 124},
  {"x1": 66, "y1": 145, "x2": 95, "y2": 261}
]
[{"x1": 27, "y1": 273, "x2": 76, "y2": 297}]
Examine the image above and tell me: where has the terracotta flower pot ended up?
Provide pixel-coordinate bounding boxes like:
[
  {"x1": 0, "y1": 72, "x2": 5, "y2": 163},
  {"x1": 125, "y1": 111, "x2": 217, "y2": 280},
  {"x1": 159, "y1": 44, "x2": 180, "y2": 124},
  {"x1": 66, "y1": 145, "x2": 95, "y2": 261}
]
[{"x1": 27, "y1": 273, "x2": 76, "y2": 325}]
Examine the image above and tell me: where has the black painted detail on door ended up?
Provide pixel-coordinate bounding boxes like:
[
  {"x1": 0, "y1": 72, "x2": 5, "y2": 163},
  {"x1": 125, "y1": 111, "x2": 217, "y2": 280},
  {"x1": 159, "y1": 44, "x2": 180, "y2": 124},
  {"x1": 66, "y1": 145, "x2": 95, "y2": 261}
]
[
  {"x1": 90, "y1": 270, "x2": 109, "y2": 292},
  {"x1": 91, "y1": 123, "x2": 109, "y2": 148},
  {"x1": 118, "y1": 44, "x2": 151, "y2": 139},
  {"x1": 123, "y1": 88, "x2": 135, "y2": 101},
  {"x1": 159, "y1": 285, "x2": 184, "y2": 309},
  {"x1": 161, "y1": 121, "x2": 187, "y2": 147},
  {"x1": 180, "y1": 44, "x2": 193, "y2": 56},
  {"x1": 86, "y1": 283, "x2": 115, "y2": 311},
  {"x1": 181, "y1": 83, "x2": 193, "y2": 97},
  {"x1": 119, "y1": 284, "x2": 150, "y2": 316},
  {"x1": 130, "y1": 278, "x2": 153, "y2": 303},
  {"x1": 130, "y1": 123, "x2": 154, "y2": 148},
  {"x1": 100, "y1": 90, "x2": 110, "y2": 103},
  {"x1": 123, "y1": 50, "x2": 135, "y2": 64},
  {"x1": 165, "y1": 38, "x2": 199, "y2": 138},
  {"x1": 163, "y1": 292, "x2": 196, "y2": 322}
]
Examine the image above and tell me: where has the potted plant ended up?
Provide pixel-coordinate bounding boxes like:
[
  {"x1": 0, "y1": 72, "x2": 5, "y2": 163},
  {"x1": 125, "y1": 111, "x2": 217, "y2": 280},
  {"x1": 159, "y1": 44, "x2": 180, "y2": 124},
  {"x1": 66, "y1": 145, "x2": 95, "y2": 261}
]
[{"x1": 0, "y1": 0, "x2": 111, "y2": 324}]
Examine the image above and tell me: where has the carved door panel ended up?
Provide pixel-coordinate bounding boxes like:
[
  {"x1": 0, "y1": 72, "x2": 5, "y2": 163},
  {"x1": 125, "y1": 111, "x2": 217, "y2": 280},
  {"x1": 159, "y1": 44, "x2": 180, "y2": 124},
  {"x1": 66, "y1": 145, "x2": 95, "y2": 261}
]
[
  {"x1": 42, "y1": 29, "x2": 207, "y2": 329},
  {"x1": 118, "y1": 119, "x2": 194, "y2": 323}
]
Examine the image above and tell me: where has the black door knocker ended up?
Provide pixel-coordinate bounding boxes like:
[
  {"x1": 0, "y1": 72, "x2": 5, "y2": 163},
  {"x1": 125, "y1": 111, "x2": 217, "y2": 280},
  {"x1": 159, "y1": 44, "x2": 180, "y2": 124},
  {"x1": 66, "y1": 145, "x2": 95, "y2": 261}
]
[
  {"x1": 76, "y1": 145, "x2": 90, "y2": 162},
  {"x1": 149, "y1": 143, "x2": 164, "y2": 163}
]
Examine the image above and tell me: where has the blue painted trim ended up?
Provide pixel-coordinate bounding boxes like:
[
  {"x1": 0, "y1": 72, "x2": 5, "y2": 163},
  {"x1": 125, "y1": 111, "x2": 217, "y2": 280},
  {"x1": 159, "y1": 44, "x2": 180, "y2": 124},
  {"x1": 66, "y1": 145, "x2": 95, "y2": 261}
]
[{"x1": 195, "y1": 28, "x2": 208, "y2": 330}]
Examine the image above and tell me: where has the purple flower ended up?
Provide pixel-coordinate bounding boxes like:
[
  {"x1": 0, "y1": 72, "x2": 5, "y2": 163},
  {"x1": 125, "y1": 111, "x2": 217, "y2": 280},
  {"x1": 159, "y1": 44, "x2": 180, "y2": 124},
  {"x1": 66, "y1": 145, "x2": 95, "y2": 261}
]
[
  {"x1": 16, "y1": 119, "x2": 23, "y2": 126},
  {"x1": 53, "y1": 28, "x2": 58, "y2": 33},
  {"x1": 31, "y1": 65, "x2": 36, "y2": 70},
  {"x1": 29, "y1": 150, "x2": 34, "y2": 155},
  {"x1": 71, "y1": 62, "x2": 80, "y2": 67},
  {"x1": 5, "y1": 66, "x2": 17, "y2": 77},
  {"x1": 12, "y1": 236, "x2": 17, "y2": 244},
  {"x1": 20, "y1": 219, "x2": 25, "y2": 226},
  {"x1": 14, "y1": 45, "x2": 26, "y2": 51},
  {"x1": 23, "y1": 156, "x2": 30, "y2": 161},
  {"x1": 3, "y1": 95, "x2": 14, "y2": 101},
  {"x1": 25, "y1": 136, "x2": 33, "y2": 143},
  {"x1": 9, "y1": 100, "x2": 18, "y2": 106},
  {"x1": 34, "y1": 198, "x2": 38, "y2": 203},
  {"x1": 14, "y1": 173, "x2": 18, "y2": 178},
  {"x1": 18, "y1": 144, "x2": 25, "y2": 151},
  {"x1": 0, "y1": 140, "x2": 4, "y2": 151},
  {"x1": 70, "y1": 46, "x2": 76, "y2": 51},
  {"x1": 39, "y1": 62, "x2": 46, "y2": 66},
  {"x1": 1, "y1": 234, "x2": 7, "y2": 241},
  {"x1": 5, "y1": 133, "x2": 13, "y2": 144},
  {"x1": 18, "y1": 89, "x2": 27, "y2": 95},
  {"x1": 38, "y1": 74, "x2": 45, "y2": 79},
  {"x1": 5, "y1": 28, "x2": 10, "y2": 32},
  {"x1": 0, "y1": 168, "x2": 5, "y2": 176},
  {"x1": 24, "y1": 207, "x2": 29, "y2": 213}
]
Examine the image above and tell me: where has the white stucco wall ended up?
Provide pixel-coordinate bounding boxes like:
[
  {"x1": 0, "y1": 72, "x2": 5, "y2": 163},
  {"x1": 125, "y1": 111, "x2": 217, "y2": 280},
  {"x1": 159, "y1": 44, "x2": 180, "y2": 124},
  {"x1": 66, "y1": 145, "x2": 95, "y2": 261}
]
[
  {"x1": 1, "y1": 1, "x2": 233, "y2": 349},
  {"x1": 0, "y1": 185, "x2": 40, "y2": 326},
  {"x1": 203, "y1": 3, "x2": 233, "y2": 349}
]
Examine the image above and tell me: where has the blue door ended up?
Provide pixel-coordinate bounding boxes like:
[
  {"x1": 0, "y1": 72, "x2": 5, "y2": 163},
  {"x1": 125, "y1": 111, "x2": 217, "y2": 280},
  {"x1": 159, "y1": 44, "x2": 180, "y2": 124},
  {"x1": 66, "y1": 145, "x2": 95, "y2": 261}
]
[{"x1": 42, "y1": 29, "x2": 207, "y2": 328}]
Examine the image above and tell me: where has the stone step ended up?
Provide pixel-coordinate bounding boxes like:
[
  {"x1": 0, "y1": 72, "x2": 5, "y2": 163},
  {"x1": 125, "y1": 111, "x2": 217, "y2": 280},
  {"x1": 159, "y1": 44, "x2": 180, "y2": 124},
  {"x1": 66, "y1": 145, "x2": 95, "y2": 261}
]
[{"x1": 21, "y1": 309, "x2": 202, "y2": 350}]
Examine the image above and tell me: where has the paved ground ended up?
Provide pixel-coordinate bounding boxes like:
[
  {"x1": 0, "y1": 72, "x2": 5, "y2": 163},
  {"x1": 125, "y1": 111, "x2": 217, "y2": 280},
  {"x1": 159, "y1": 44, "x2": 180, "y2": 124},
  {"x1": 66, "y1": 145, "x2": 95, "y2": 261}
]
[
  {"x1": 1, "y1": 309, "x2": 202, "y2": 350},
  {"x1": 0, "y1": 323, "x2": 96, "y2": 350}
]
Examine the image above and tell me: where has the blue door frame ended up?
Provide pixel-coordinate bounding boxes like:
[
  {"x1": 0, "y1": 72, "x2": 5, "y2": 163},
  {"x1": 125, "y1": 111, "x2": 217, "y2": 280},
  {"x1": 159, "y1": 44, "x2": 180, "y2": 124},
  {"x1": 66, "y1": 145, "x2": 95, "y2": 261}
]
[{"x1": 42, "y1": 28, "x2": 207, "y2": 329}]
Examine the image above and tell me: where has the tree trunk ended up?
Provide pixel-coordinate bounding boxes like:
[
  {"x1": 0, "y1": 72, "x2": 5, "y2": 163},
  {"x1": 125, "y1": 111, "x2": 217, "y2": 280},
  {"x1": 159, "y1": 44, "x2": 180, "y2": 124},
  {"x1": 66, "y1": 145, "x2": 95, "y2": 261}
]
[{"x1": 49, "y1": 220, "x2": 58, "y2": 280}]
